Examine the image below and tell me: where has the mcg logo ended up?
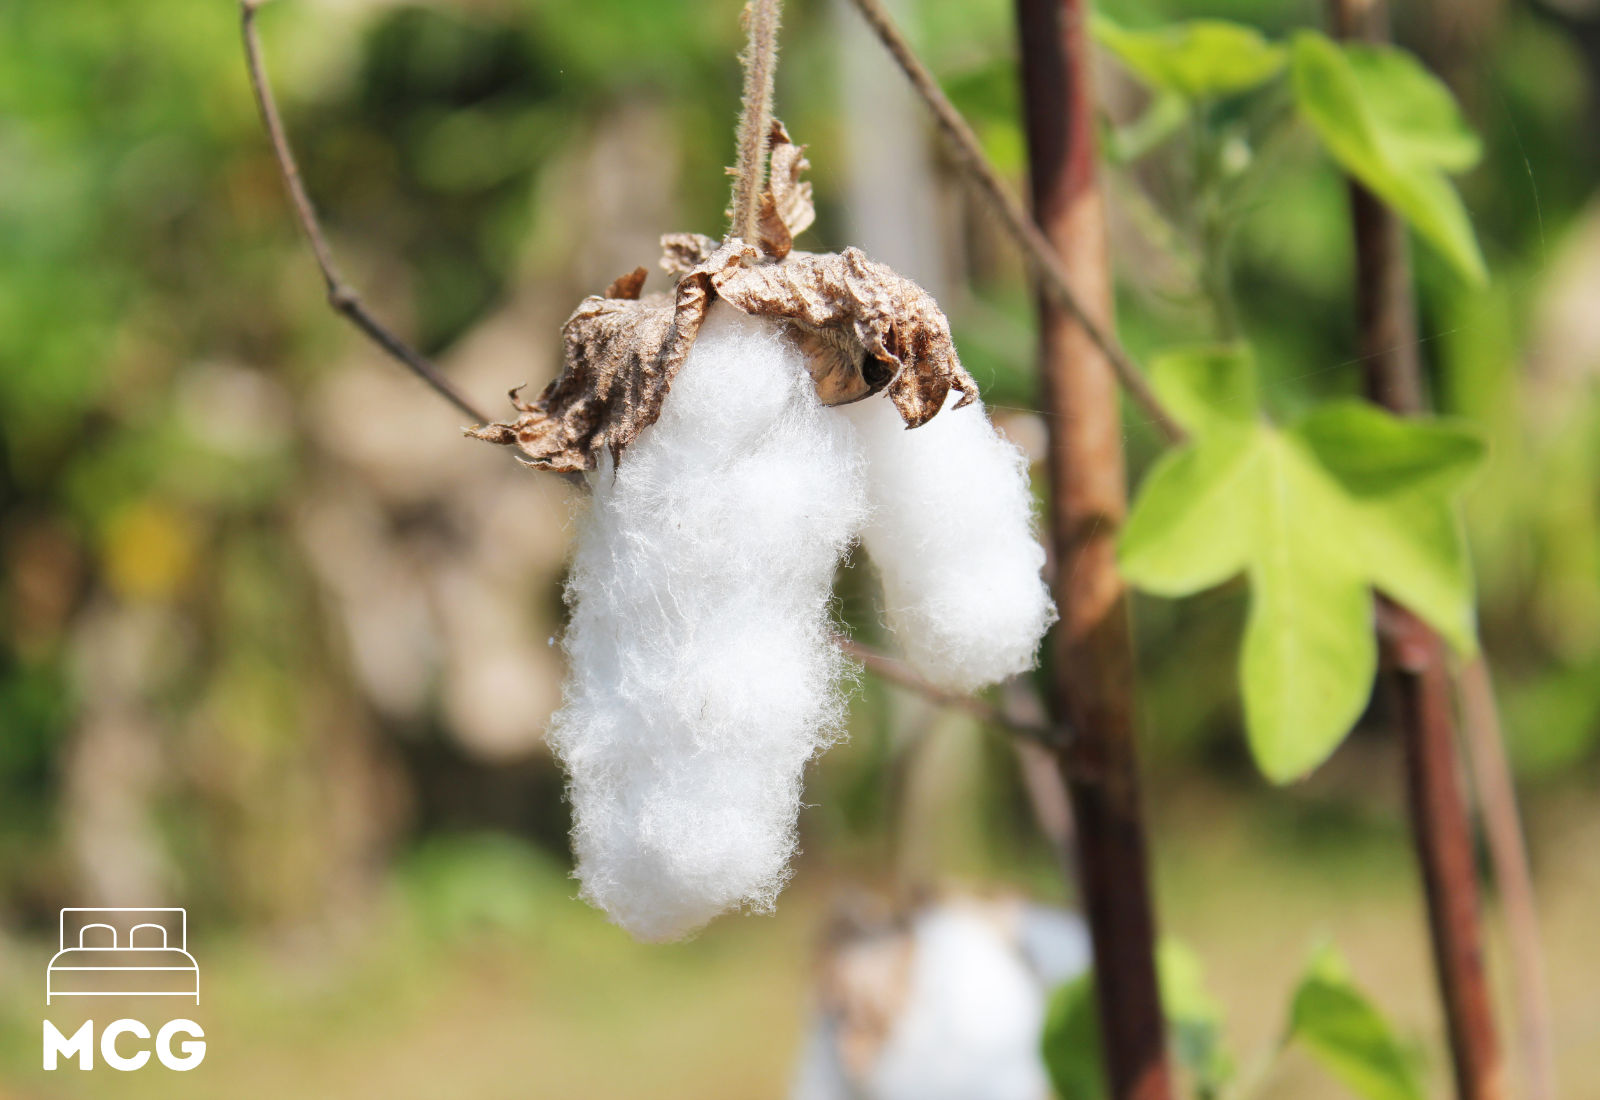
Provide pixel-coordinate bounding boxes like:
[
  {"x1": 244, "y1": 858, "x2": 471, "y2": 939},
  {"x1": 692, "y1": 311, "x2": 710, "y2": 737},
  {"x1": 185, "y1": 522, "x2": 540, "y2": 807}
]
[{"x1": 41, "y1": 908, "x2": 206, "y2": 1072}]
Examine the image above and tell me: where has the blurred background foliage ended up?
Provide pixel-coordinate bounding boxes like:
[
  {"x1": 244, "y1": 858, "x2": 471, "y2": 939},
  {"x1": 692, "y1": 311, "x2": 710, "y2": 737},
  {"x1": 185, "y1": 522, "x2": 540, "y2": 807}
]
[{"x1": 2, "y1": 0, "x2": 1599, "y2": 1096}]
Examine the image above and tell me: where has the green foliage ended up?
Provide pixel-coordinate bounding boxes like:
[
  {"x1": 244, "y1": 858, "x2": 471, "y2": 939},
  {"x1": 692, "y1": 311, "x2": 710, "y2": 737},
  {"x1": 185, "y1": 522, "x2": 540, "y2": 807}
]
[
  {"x1": 1045, "y1": 939, "x2": 1428, "y2": 1100},
  {"x1": 1291, "y1": 33, "x2": 1487, "y2": 284},
  {"x1": 1287, "y1": 945, "x2": 1426, "y2": 1100},
  {"x1": 1042, "y1": 940, "x2": 1230, "y2": 1100},
  {"x1": 1159, "y1": 941, "x2": 1231, "y2": 1094},
  {"x1": 402, "y1": 833, "x2": 569, "y2": 941},
  {"x1": 1103, "y1": 91, "x2": 1188, "y2": 164},
  {"x1": 1042, "y1": 974, "x2": 1103, "y2": 1100},
  {"x1": 1092, "y1": 16, "x2": 1286, "y2": 101},
  {"x1": 1119, "y1": 347, "x2": 1484, "y2": 781}
]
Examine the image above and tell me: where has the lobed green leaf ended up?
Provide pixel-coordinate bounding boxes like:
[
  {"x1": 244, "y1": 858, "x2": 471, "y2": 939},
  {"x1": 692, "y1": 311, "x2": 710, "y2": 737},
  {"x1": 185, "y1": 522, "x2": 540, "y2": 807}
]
[
  {"x1": 1119, "y1": 347, "x2": 1485, "y2": 782},
  {"x1": 1291, "y1": 33, "x2": 1487, "y2": 284}
]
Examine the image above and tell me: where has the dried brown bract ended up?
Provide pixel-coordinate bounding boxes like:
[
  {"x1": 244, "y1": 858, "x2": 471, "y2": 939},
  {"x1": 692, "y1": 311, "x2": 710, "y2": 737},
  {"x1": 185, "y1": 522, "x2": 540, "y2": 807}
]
[
  {"x1": 467, "y1": 240, "x2": 756, "y2": 472},
  {"x1": 766, "y1": 121, "x2": 815, "y2": 241},
  {"x1": 604, "y1": 266, "x2": 649, "y2": 301},
  {"x1": 712, "y1": 248, "x2": 975, "y2": 424},
  {"x1": 754, "y1": 121, "x2": 814, "y2": 260},
  {"x1": 470, "y1": 122, "x2": 976, "y2": 472},
  {"x1": 659, "y1": 233, "x2": 719, "y2": 277}
]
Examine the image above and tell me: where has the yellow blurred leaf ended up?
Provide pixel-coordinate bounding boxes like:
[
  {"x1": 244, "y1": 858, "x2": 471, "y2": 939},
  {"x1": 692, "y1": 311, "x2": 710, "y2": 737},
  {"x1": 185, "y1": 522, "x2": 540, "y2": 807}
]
[{"x1": 103, "y1": 501, "x2": 196, "y2": 602}]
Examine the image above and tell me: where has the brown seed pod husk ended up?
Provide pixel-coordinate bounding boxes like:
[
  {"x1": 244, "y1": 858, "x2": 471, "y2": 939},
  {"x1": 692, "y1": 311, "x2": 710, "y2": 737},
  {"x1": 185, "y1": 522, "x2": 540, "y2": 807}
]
[
  {"x1": 467, "y1": 240, "x2": 756, "y2": 473},
  {"x1": 469, "y1": 122, "x2": 977, "y2": 473},
  {"x1": 710, "y1": 247, "x2": 975, "y2": 425}
]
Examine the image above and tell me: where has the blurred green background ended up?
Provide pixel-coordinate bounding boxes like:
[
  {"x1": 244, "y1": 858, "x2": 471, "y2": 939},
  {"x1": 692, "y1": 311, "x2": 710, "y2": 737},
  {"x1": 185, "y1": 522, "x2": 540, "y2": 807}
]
[{"x1": 2, "y1": 0, "x2": 1598, "y2": 1096}]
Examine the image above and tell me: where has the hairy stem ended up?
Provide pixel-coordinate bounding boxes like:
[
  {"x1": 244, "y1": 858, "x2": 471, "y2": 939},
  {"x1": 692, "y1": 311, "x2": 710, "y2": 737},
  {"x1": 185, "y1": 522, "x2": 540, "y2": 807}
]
[{"x1": 730, "y1": 0, "x2": 782, "y2": 243}]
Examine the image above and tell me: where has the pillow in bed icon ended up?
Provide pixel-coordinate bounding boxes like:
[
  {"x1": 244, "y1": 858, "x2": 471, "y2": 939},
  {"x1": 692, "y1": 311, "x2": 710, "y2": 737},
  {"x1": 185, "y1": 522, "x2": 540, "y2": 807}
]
[{"x1": 46, "y1": 909, "x2": 199, "y2": 1005}]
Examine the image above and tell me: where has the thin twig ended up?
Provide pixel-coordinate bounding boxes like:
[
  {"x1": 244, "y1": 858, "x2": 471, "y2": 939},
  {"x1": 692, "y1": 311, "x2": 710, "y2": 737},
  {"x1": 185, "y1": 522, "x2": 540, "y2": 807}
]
[
  {"x1": 730, "y1": 0, "x2": 782, "y2": 243},
  {"x1": 845, "y1": 0, "x2": 1185, "y2": 445},
  {"x1": 240, "y1": 0, "x2": 491, "y2": 425},
  {"x1": 837, "y1": 638, "x2": 1065, "y2": 749},
  {"x1": 1458, "y1": 655, "x2": 1556, "y2": 1100}
]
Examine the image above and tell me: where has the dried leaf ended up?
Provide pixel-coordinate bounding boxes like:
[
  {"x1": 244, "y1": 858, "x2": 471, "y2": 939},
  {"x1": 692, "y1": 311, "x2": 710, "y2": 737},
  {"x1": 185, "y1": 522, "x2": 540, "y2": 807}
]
[
  {"x1": 767, "y1": 120, "x2": 815, "y2": 239},
  {"x1": 473, "y1": 178, "x2": 975, "y2": 471},
  {"x1": 467, "y1": 240, "x2": 757, "y2": 472},
  {"x1": 660, "y1": 233, "x2": 719, "y2": 277},
  {"x1": 755, "y1": 192, "x2": 793, "y2": 260},
  {"x1": 712, "y1": 247, "x2": 977, "y2": 426},
  {"x1": 605, "y1": 266, "x2": 649, "y2": 300}
]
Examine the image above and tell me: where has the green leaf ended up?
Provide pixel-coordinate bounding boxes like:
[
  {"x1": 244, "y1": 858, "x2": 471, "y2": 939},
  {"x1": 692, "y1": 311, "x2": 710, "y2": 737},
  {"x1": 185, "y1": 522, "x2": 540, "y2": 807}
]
[
  {"x1": 1105, "y1": 90, "x2": 1188, "y2": 163},
  {"x1": 1291, "y1": 32, "x2": 1487, "y2": 284},
  {"x1": 1236, "y1": 433, "x2": 1377, "y2": 780},
  {"x1": 1288, "y1": 945, "x2": 1426, "y2": 1100},
  {"x1": 1042, "y1": 973, "x2": 1104, "y2": 1100},
  {"x1": 1119, "y1": 347, "x2": 1262, "y2": 595},
  {"x1": 1093, "y1": 16, "x2": 1287, "y2": 100},
  {"x1": 1042, "y1": 940, "x2": 1232, "y2": 1100},
  {"x1": 1151, "y1": 344, "x2": 1259, "y2": 435},
  {"x1": 1158, "y1": 941, "x2": 1232, "y2": 1093},
  {"x1": 1295, "y1": 403, "x2": 1485, "y2": 654},
  {"x1": 1119, "y1": 347, "x2": 1484, "y2": 782},
  {"x1": 1342, "y1": 48, "x2": 1482, "y2": 173}
]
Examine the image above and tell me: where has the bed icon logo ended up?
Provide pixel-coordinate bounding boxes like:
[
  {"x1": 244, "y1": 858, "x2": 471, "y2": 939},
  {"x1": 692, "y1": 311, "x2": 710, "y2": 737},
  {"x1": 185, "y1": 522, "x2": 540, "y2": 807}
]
[{"x1": 46, "y1": 908, "x2": 200, "y2": 1005}]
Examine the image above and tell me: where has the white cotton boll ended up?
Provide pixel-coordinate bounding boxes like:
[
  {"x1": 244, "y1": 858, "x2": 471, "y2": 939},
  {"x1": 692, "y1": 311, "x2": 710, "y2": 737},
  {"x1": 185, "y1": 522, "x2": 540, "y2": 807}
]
[
  {"x1": 550, "y1": 303, "x2": 867, "y2": 942},
  {"x1": 792, "y1": 903, "x2": 1063, "y2": 1100},
  {"x1": 839, "y1": 392, "x2": 1055, "y2": 694}
]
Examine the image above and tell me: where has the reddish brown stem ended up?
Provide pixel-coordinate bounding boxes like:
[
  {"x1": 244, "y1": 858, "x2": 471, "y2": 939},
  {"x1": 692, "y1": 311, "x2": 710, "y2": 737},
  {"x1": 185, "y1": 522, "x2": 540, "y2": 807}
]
[
  {"x1": 1331, "y1": 4, "x2": 1506, "y2": 1098},
  {"x1": 1016, "y1": 2, "x2": 1173, "y2": 1099},
  {"x1": 1386, "y1": 611, "x2": 1506, "y2": 1100},
  {"x1": 1459, "y1": 656, "x2": 1555, "y2": 1100}
]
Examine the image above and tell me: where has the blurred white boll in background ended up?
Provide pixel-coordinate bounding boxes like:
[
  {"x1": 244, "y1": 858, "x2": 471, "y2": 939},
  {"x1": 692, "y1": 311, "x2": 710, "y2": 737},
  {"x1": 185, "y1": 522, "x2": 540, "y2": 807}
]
[{"x1": 793, "y1": 897, "x2": 1090, "y2": 1100}]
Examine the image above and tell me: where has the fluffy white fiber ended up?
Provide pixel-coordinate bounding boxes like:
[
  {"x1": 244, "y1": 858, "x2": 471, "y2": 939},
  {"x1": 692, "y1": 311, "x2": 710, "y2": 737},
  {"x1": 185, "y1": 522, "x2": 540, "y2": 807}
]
[
  {"x1": 550, "y1": 304, "x2": 867, "y2": 942},
  {"x1": 550, "y1": 306, "x2": 1053, "y2": 940},
  {"x1": 841, "y1": 392, "x2": 1056, "y2": 694}
]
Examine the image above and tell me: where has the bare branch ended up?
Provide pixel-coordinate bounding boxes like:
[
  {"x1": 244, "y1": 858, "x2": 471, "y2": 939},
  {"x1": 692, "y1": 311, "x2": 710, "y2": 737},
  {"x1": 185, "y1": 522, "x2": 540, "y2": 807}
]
[
  {"x1": 836, "y1": 637, "x2": 1067, "y2": 750},
  {"x1": 239, "y1": 0, "x2": 491, "y2": 425},
  {"x1": 1458, "y1": 656, "x2": 1556, "y2": 1100},
  {"x1": 1017, "y1": 0, "x2": 1173, "y2": 1094},
  {"x1": 844, "y1": 0, "x2": 1185, "y2": 445},
  {"x1": 1330, "y1": 3, "x2": 1506, "y2": 1096},
  {"x1": 730, "y1": 0, "x2": 782, "y2": 244}
]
